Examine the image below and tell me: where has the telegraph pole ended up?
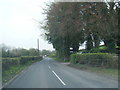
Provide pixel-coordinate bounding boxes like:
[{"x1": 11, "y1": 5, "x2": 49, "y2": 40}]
[{"x1": 37, "y1": 39, "x2": 39, "y2": 56}]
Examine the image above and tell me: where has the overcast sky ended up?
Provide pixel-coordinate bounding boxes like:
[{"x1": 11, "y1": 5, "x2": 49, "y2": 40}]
[{"x1": 0, "y1": 0, "x2": 56, "y2": 51}]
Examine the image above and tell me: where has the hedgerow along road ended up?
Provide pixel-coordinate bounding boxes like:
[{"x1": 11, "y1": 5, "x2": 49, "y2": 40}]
[{"x1": 4, "y1": 57, "x2": 118, "y2": 88}]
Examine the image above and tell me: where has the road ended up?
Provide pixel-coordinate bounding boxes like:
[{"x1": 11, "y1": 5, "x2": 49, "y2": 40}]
[{"x1": 5, "y1": 57, "x2": 118, "y2": 88}]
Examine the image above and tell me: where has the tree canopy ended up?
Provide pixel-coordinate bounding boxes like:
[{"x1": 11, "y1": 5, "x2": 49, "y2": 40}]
[{"x1": 41, "y1": 2, "x2": 119, "y2": 60}]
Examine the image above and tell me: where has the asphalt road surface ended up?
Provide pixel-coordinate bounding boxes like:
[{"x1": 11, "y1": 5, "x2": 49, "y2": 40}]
[{"x1": 5, "y1": 57, "x2": 118, "y2": 88}]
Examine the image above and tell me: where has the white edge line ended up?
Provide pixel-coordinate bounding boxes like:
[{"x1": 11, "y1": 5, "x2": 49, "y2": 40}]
[{"x1": 52, "y1": 71, "x2": 66, "y2": 86}]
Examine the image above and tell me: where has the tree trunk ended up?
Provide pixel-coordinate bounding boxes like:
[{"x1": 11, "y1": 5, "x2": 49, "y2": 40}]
[
  {"x1": 93, "y1": 34, "x2": 100, "y2": 48},
  {"x1": 72, "y1": 44, "x2": 79, "y2": 53},
  {"x1": 103, "y1": 39, "x2": 116, "y2": 53},
  {"x1": 86, "y1": 34, "x2": 94, "y2": 51}
]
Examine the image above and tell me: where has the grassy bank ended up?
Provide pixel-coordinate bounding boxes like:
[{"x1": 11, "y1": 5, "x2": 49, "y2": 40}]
[
  {"x1": 2, "y1": 59, "x2": 41, "y2": 85},
  {"x1": 68, "y1": 64, "x2": 118, "y2": 78},
  {"x1": 69, "y1": 53, "x2": 118, "y2": 78}
]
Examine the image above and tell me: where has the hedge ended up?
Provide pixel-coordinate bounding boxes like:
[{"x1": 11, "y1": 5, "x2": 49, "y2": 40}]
[
  {"x1": 70, "y1": 53, "x2": 118, "y2": 68},
  {"x1": 20, "y1": 56, "x2": 42, "y2": 64},
  {"x1": 2, "y1": 58, "x2": 20, "y2": 71},
  {"x1": 2, "y1": 56, "x2": 43, "y2": 71}
]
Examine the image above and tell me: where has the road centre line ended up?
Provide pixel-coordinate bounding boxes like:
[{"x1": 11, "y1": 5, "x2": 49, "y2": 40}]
[
  {"x1": 52, "y1": 70, "x2": 66, "y2": 86},
  {"x1": 48, "y1": 66, "x2": 51, "y2": 69}
]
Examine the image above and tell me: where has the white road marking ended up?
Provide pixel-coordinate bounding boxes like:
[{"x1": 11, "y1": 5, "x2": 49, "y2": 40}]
[
  {"x1": 52, "y1": 70, "x2": 66, "y2": 86},
  {"x1": 48, "y1": 66, "x2": 51, "y2": 69}
]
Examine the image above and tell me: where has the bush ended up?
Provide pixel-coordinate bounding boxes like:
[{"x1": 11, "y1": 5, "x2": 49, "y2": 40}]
[
  {"x1": 70, "y1": 53, "x2": 118, "y2": 68},
  {"x1": 89, "y1": 46, "x2": 108, "y2": 53},
  {"x1": 89, "y1": 48, "x2": 101, "y2": 53},
  {"x1": 70, "y1": 54, "x2": 78, "y2": 64}
]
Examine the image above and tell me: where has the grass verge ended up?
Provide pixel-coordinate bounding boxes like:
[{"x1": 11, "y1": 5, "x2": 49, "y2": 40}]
[
  {"x1": 68, "y1": 64, "x2": 118, "y2": 78},
  {"x1": 2, "y1": 60, "x2": 40, "y2": 85},
  {"x1": 49, "y1": 56, "x2": 118, "y2": 79}
]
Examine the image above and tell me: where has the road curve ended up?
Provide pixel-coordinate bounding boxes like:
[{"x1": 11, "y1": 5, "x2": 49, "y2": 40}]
[{"x1": 5, "y1": 57, "x2": 118, "y2": 88}]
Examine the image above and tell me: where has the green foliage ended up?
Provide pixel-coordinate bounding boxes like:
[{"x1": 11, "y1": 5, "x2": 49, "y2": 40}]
[
  {"x1": 70, "y1": 53, "x2": 118, "y2": 68},
  {"x1": 1, "y1": 44, "x2": 39, "y2": 57},
  {"x1": 2, "y1": 56, "x2": 43, "y2": 71},
  {"x1": 42, "y1": 2, "x2": 119, "y2": 60},
  {"x1": 90, "y1": 46, "x2": 108, "y2": 53},
  {"x1": 99, "y1": 46, "x2": 107, "y2": 50},
  {"x1": 70, "y1": 54, "x2": 77, "y2": 64},
  {"x1": 2, "y1": 60, "x2": 40, "y2": 84},
  {"x1": 79, "y1": 46, "x2": 109, "y2": 53},
  {"x1": 40, "y1": 49, "x2": 51, "y2": 56},
  {"x1": 2, "y1": 65, "x2": 24, "y2": 84},
  {"x1": 89, "y1": 48, "x2": 101, "y2": 53},
  {"x1": 2, "y1": 58, "x2": 20, "y2": 71},
  {"x1": 49, "y1": 54, "x2": 56, "y2": 58},
  {"x1": 20, "y1": 56, "x2": 41, "y2": 65}
]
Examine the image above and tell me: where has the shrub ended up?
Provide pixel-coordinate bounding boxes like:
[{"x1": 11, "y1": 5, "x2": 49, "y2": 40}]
[
  {"x1": 89, "y1": 46, "x2": 108, "y2": 53},
  {"x1": 70, "y1": 53, "x2": 118, "y2": 68},
  {"x1": 89, "y1": 48, "x2": 101, "y2": 53},
  {"x1": 70, "y1": 54, "x2": 79, "y2": 64}
]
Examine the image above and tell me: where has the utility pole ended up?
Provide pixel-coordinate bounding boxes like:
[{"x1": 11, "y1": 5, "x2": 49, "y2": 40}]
[{"x1": 37, "y1": 39, "x2": 39, "y2": 56}]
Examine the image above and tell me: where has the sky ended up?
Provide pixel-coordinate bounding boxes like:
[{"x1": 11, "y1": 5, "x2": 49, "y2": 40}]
[
  {"x1": 0, "y1": 0, "x2": 55, "y2": 51},
  {"x1": 0, "y1": 0, "x2": 107, "y2": 51}
]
